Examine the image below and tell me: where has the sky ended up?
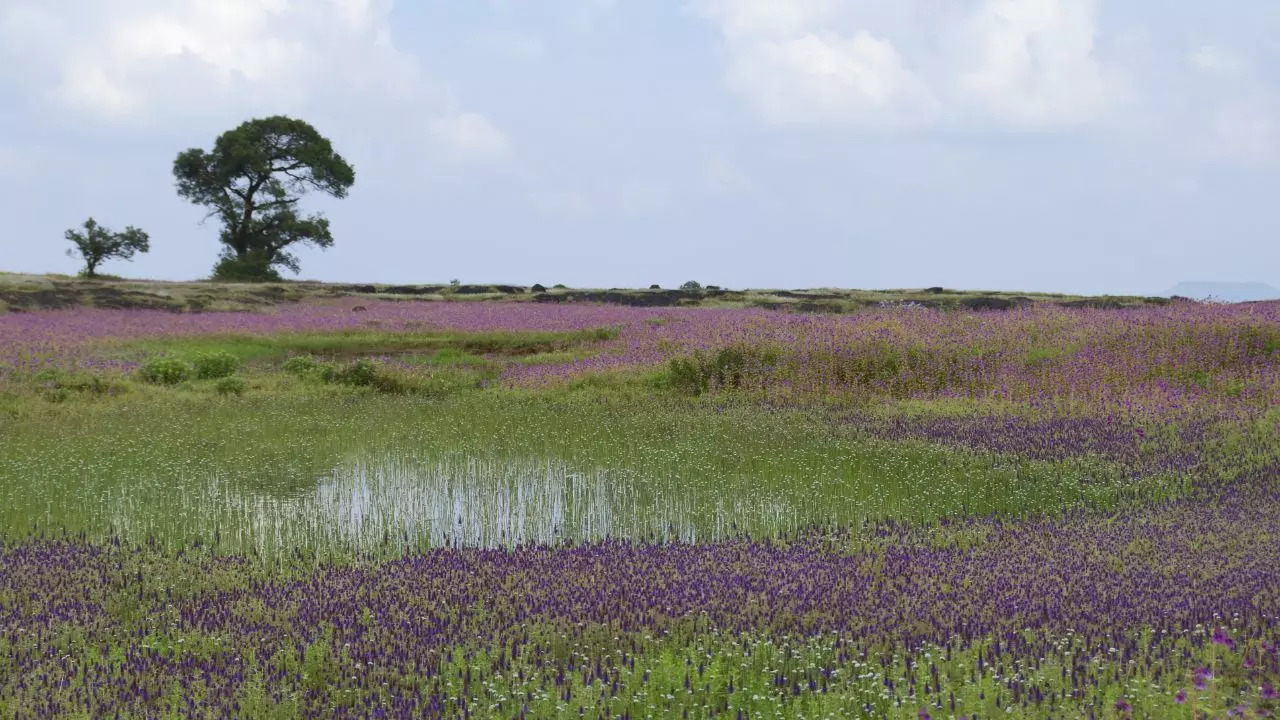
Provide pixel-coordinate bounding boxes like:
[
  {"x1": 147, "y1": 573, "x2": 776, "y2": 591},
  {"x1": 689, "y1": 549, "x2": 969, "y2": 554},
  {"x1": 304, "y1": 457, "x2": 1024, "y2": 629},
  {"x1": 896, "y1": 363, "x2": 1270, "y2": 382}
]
[{"x1": 0, "y1": 1, "x2": 1277, "y2": 295}]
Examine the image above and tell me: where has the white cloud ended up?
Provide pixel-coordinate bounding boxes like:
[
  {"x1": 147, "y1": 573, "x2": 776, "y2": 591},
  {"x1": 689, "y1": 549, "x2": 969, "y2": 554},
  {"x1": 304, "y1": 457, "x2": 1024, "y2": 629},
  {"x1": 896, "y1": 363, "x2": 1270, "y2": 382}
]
[
  {"x1": 697, "y1": 0, "x2": 1280, "y2": 171},
  {"x1": 725, "y1": 31, "x2": 938, "y2": 126},
  {"x1": 696, "y1": 0, "x2": 1122, "y2": 129},
  {"x1": 0, "y1": 0, "x2": 324, "y2": 120},
  {"x1": 955, "y1": 0, "x2": 1119, "y2": 126},
  {"x1": 0, "y1": 0, "x2": 507, "y2": 164}
]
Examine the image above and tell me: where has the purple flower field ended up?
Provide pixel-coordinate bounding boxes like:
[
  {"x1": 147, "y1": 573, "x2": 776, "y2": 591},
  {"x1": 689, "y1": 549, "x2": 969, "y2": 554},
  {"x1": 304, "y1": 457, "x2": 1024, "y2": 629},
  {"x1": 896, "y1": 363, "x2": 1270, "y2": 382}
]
[
  {"x1": 2, "y1": 471, "x2": 1278, "y2": 717},
  {"x1": 2, "y1": 299, "x2": 1280, "y2": 717},
  {"x1": 7, "y1": 299, "x2": 1280, "y2": 419}
]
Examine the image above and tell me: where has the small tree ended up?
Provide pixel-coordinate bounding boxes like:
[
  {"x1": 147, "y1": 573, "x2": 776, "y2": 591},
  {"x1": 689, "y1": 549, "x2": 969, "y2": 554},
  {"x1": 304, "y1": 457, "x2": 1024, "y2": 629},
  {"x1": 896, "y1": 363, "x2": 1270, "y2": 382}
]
[
  {"x1": 64, "y1": 218, "x2": 150, "y2": 278},
  {"x1": 680, "y1": 280, "x2": 703, "y2": 292},
  {"x1": 173, "y1": 115, "x2": 355, "y2": 281}
]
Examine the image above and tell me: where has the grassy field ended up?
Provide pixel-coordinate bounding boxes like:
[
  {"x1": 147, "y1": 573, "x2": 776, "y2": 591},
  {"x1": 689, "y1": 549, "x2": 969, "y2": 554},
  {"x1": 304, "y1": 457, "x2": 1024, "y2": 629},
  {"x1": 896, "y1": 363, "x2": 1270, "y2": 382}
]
[
  {"x1": 0, "y1": 388, "x2": 1147, "y2": 555},
  {"x1": 1, "y1": 294, "x2": 1277, "y2": 718}
]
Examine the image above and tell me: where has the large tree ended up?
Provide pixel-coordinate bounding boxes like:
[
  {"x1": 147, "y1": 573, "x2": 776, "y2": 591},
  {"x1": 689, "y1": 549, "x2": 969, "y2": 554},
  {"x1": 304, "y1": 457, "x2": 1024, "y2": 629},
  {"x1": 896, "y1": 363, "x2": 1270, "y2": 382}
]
[
  {"x1": 173, "y1": 116, "x2": 355, "y2": 281},
  {"x1": 64, "y1": 218, "x2": 150, "y2": 278}
]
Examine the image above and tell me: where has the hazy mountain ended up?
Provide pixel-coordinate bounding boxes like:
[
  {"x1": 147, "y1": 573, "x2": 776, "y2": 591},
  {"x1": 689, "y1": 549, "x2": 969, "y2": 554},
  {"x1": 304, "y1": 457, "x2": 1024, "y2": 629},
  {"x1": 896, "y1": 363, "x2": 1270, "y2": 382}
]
[{"x1": 1164, "y1": 282, "x2": 1280, "y2": 302}]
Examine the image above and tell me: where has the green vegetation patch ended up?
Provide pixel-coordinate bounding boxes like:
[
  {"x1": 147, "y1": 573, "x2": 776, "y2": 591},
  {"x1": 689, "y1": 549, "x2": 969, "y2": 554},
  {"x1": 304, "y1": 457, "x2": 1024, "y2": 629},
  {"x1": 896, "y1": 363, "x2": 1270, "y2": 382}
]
[
  {"x1": 0, "y1": 389, "x2": 1166, "y2": 555},
  {"x1": 108, "y1": 327, "x2": 618, "y2": 365}
]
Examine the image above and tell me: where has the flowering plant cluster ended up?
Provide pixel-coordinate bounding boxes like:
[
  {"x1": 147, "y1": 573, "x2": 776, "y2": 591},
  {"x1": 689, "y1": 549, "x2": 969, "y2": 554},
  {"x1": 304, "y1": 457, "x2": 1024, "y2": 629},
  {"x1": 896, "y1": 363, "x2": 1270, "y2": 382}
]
[{"x1": 3, "y1": 299, "x2": 1280, "y2": 717}]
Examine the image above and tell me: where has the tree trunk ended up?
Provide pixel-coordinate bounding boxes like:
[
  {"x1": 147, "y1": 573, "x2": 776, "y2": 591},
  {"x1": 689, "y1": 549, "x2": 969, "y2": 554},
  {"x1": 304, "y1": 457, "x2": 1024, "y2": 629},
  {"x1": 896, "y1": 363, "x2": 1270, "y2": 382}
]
[{"x1": 232, "y1": 176, "x2": 262, "y2": 257}]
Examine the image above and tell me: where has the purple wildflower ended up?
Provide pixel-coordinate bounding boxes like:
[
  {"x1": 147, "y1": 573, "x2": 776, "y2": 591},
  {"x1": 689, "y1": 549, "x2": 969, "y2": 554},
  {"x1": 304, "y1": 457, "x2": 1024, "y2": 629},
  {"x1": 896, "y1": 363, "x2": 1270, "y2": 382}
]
[{"x1": 1213, "y1": 626, "x2": 1237, "y2": 649}]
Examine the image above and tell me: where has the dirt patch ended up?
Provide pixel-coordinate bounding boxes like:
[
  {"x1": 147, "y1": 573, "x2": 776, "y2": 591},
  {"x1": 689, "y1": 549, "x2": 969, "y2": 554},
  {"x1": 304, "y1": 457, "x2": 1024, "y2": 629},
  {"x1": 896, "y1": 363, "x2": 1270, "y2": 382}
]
[
  {"x1": 959, "y1": 296, "x2": 1031, "y2": 311},
  {"x1": 0, "y1": 288, "x2": 85, "y2": 311},
  {"x1": 86, "y1": 286, "x2": 184, "y2": 311},
  {"x1": 771, "y1": 290, "x2": 846, "y2": 300},
  {"x1": 793, "y1": 301, "x2": 847, "y2": 314},
  {"x1": 452, "y1": 285, "x2": 502, "y2": 295},
  {"x1": 1056, "y1": 297, "x2": 1153, "y2": 310},
  {"x1": 380, "y1": 285, "x2": 444, "y2": 296},
  {"x1": 534, "y1": 290, "x2": 700, "y2": 307}
]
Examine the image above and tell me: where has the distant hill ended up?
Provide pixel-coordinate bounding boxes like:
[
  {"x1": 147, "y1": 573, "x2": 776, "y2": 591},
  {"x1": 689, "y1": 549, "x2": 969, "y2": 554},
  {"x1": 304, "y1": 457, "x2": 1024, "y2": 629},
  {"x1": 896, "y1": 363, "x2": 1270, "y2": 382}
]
[{"x1": 1164, "y1": 282, "x2": 1280, "y2": 302}]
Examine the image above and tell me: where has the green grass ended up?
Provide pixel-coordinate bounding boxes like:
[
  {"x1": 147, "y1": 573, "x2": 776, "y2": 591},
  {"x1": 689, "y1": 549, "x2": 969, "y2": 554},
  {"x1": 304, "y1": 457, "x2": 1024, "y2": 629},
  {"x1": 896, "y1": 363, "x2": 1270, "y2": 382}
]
[
  {"x1": 104, "y1": 327, "x2": 618, "y2": 365},
  {"x1": 0, "y1": 324, "x2": 1198, "y2": 555},
  {"x1": 0, "y1": 320, "x2": 1262, "y2": 719},
  {"x1": 0, "y1": 382, "x2": 1167, "y2": 555}
]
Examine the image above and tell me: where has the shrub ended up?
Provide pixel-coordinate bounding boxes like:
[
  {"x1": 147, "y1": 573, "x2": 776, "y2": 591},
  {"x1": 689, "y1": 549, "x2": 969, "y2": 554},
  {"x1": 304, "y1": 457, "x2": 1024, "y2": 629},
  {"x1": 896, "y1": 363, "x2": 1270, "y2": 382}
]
[
  {"x1": 287, "y1": 355, "x2": 397, "y2": 392},
  {"x1": 62, "y1": 373, "x2": 118, "y2": 396},
  {"x1": 215, "y1": 376, "x2": 246, "y2": 396},
  {"x1": 31, "y1": 368, "x2": 60, "y2": 383},
  {"x1": 42, "y1": 388, "x2": 72, "y2": 404},
  {"x1": 668, "y1": 357, "x2": 707, "y2": 396},
  {"x1": 33, "y1": 369, "x2": 121, "y2": 397},
  {"x1": 649, "y1": 284, "x2": 661, "y2": 289},
  {"x1": 282, "y1": 355, "x2": 321, "y2": 377},
  {"x1": 530, "y1": 284, "x2": 547, "y2": 294},
  {"x1": 192, "y1": 351, "x2": 240, "y2": 380},
  {"x1": 325, "y1": 359, "x2": 379, "y2": 387},
  {"x1": 680, "y1": 280, "x2": 702, "y2": 292},
  {"x1": 284, "y1": 355, "x2": 444, "y2": 396},
  {"x1": 138, "y1": 356, "x2": 192, "y2": 385},
  {"x1": 210, "y1": 252, "x2": 282, "y2": 282},
  {"x1": 553, "y1": 284, "x2": 567, "y2": 289},
  {"x1": 323, "y1": 359, "x2": 412, "y2": 394},
  {"x1": 666, "y1": 345, "x2": 781, "y2": 396}
]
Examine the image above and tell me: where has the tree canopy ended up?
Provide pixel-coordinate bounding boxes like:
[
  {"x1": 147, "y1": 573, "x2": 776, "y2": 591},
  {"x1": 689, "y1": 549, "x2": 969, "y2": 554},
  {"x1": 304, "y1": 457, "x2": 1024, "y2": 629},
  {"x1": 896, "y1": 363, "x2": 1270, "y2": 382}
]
[
  {"x1": 173, "y1": 115, "x2": 355, "y2": 281},
  {"x1": 64, "y1": 218, "x2": 150, "y2": 278}
]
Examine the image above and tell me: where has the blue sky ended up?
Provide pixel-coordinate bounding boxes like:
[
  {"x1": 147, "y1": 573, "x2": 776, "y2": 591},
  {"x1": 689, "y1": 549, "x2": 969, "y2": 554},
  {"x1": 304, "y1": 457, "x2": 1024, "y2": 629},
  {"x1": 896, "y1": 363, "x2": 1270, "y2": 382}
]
[{"x1": 0, "y1": 0, "x2": 1277, "y2": 294}]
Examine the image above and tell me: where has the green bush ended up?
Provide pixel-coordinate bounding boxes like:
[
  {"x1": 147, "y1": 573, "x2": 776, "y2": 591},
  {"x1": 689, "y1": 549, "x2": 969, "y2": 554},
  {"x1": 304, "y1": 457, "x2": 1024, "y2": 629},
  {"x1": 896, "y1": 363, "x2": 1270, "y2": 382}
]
[
  {"x1": 193, "y1": 351, "x2": 240, "y2": 380},
  {"x1": 319, "y1": 359, "x2": 413, "y2": 394},
  {"x1": 32, "y1": 369, "x2": 122, "y2": 397},
  {"x1": 668, "y1": 357, "x2": 707, "y2": 396},
  {"x1": 667, "y1": 345, "x2": 778, "y2": 396},
  {"x1": 210, "y1": 252, "x2": 281, "y2": 282},
  {"x1": 323, "y1": 359, "x2": 378, "y2": 387},
  {"x1": 42, "y1": 388, "x2": 72, "y2": 404},
  {"x1": 284, "y1": 355, "x2": 455, "y2": 396},
  {"x1": 282, "y1": 355, "x2": 321, "y2": 377},
  {"x1": 138, "y1": 357, "x2": 192, "y2": 385},
  {"x1": 214, "y1": 376, "x2": 246, "y2": 396}
]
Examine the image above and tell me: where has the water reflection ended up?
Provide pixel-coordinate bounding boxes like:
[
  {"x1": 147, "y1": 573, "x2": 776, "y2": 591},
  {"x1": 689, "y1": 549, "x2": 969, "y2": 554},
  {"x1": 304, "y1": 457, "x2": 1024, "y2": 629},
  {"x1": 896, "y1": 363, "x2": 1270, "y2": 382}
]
[
  {"x1": 313, "y1": 456, "x2": 624, "y2": 547},
  {"x1": 102, "y1": 453, "x2": 816, "y2": 554}
]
